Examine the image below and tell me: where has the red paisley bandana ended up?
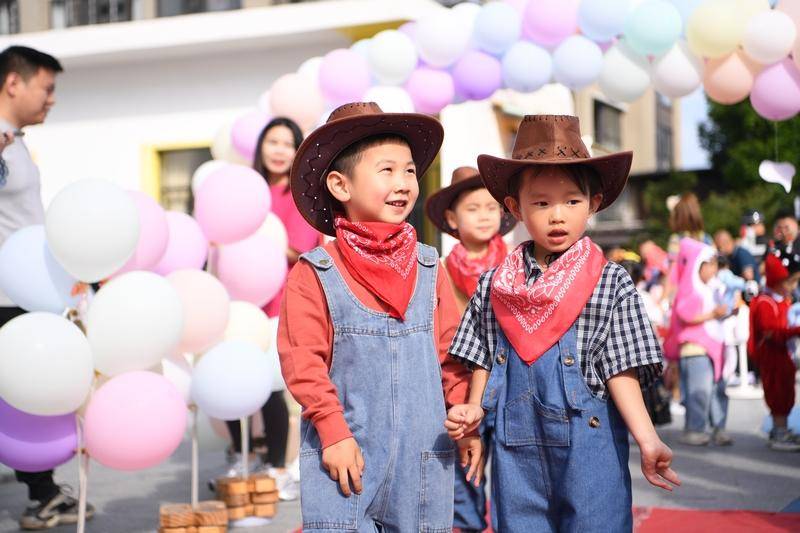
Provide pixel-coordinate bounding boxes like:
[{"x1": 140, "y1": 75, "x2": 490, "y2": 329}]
[
  {"x1": 490, "y1": 237, "x2": 606, "y2": 365},
  {"x1": 446, "y1": 234, "x2": 508, "y2": 299},
  {"x1": 334, "y1": 216, "x2": 418, "y2": 320}
]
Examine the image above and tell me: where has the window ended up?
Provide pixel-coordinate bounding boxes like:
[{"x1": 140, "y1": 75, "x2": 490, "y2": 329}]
[
  {"x1": 157, "y1": 0, "x2": 241, "y2": 17},
  {"x1": 0, "y1": 1, "x2": 19, "y2": 35},
  {"x1": 51, "y1": 0, "x2": 135, "y2": 28},
  {"x1": 656, "y1": 93, "x2": 673, "y2": 171},
  {"x1": 593, "y1": 100, "x2": 622, "y2": 151},
  {"x1": 159, "y1": 148, "x2": 212, "y2": 213}
]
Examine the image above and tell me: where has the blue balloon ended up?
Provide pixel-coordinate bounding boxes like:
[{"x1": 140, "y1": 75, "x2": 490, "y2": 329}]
[
  {"x1": 473, "y1": 1, "x2": 522, "y2": 56},
  {"x1": 0, "y1": 225, "x2": 79, "y2": 313},
  {"x1": 624, "y1": 0, "x2": 682, "y2": 56},
  {"x1": 578, "y1": 0, "x2": 633, "y2": 43},
  {"x1": 501, "y1": 41, "x2": 553, "y2": 93}
]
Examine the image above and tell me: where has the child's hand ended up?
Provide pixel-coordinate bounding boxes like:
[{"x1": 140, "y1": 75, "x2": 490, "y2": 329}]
[
  {"x1": 321, "y1": 437, "x2": 365, "y2": 497},
  {"x1": 712, "y1": 305, "x2": 729, "y2": 319},
  {"x1": 639, "y1": 438, "x2": 681, "y2": 491},
  {"x1": 457, "y1": 436, "x2": 484, "y2": 487},
  {"x1": 444, "y1": 404, "x2": 484, "y2": 440}
]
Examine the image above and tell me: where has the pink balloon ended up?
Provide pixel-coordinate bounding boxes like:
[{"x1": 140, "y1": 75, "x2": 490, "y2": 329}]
[
  {"x1": 269, "y1": 73, "x2": 325, "y2": 132},
  {"x1": 216, "y1": 233, "x2": 288, "y2": 307},
  {"x1": 523, "y1": 0, "x2": 579, "y2": 48},
  {"x1": 318, "y1": 49, "x2": 372, "y2": 106},
  {"x1": 704, "y1": 51, "x2": 761, "y2": 105},
  {"x1": 193, "y1": 165, "x2": 270, "y2": 245},
  {"x1": 167, "y1": 270, "x2": 230, "y2": 354},
  {"x1": 85, "y1": 371, "x2": 187, "y2": 471},
  {"x1": 751, "y1": 58, "x2": 800, "y2": 121},
  {"x1": 152, "y1": 212, "x2": 208, "y2": 276},
  {"x1": 405, "y1": 67, "x2": 455, "y2": 114},
  {"x1": 114, "y1": 191, "x2": 169, "y2": 275},
  {"x1": 231, "y1": 109, "x2": 270, "y2": 162}
]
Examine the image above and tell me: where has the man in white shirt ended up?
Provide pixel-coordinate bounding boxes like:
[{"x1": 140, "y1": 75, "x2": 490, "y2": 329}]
[{"x1": 0, "y1": 45, "x2": 95, "y2": 530}]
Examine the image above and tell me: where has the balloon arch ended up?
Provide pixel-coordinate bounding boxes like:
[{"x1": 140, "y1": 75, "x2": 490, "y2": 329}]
[{"x1": 221, "y1": 0, "x2": 800, "y2": 164}]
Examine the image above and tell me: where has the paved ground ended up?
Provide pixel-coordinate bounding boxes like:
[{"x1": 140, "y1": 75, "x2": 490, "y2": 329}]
[{"x1": 1, "y1": 394, "x2": 799, "y2": 532}]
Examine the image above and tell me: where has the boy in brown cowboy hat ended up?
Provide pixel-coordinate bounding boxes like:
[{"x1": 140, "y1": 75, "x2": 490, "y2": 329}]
[
  {"x1": 445, "y1": 115, "x2": 680, "y2": 531},
  {"x1": 425, "y1": 166, "x2": 515, "y2": 532},
  {"x1": 277, "y1": 102, "x2": 480, "y2": 532}
]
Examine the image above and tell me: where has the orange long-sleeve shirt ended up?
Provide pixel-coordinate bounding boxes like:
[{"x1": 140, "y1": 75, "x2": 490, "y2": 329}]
[{"x1": 277, "y1": 241, "x2": 470, "y2": 449}]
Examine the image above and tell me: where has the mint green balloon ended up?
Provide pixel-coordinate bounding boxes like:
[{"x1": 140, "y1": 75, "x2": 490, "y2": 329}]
[{"x1": 624, "y1": 0, "x2": 683, "y2": 56}]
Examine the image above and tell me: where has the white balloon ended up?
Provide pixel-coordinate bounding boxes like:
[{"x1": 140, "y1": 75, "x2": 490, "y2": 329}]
[
  {"x1": 363, "y1": 86, "x2": 416, "y2": 113},
  {"x1": 552, "y1": 35, "x2": 604, "y2": 90},
  {"x1": 224, "y1": 301, "x2": 273, "y2": 351},
  {"x1": 0, "y1": 312, "x2": 93, "y2": 415},
  {"x1": 256, "y1": 90, "x2": 271, "y2": 114},
  {"x1": 88, "y1": 271, "x2": 184, "y2": 377},
  {"x1": 191, "y1": 340, "x2": 273, "y2": 420},
  {"x1": 501, "y1": 41, "x2": 553, "y2": 93},
  {"x1": 266, "y1": 318, "x2": 285, "y2": 392},
  {"x1": 161, "y1": 353, "x2": 193, "y2": 405},
  {"x1": 452, "y1": 2, "x2": 482, "y2": 31},
  {"x1": 416, "y1": 10, "x2": 473, "y2": 68},
  {"x1": 297, "y1": 56, "x2": 323, "y2": 88},
  {"x1": 192, "y1": 160, "x2": 230, "y2": 194},
  {"x1": 45, "y1": 180, "x2": 140, "y2": 283},
  {"x1": 257, "y1": 212, "x2": 288, "y2": 254},
  {"x1": 211, "y1": 118, "x2": 250, "y2": 166},
  {"x1": 599, "y1": 41, "x2": 652, "y2": 103},
  {"x1": 743, "y1": 10, "x2": 797, "y2": 65},
  {"x1": 651, "y1": 40, "x2": 704, "y2": 98},
  {"x1": 367, "y1": 30, "x2": 418, "y2": 86}
]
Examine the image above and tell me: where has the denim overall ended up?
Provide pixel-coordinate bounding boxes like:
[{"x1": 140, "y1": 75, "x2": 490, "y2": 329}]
[
  {"x1": 482, "y1": 324, "x2": 632, "y2": 532},
  {"x1": 452, "y1": 412, "x2": 494, "y2": 532},
  {"x1": 298, "y1": 244, "x2": 455, "y2": 533}
]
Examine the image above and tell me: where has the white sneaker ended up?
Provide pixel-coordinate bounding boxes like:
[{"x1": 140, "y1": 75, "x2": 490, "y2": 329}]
[
  {"x1": 267, "y1": 467, "x2": 299, "y2": 501},
  {"x1": 770, "y1": 428, "x2": 800, "y2": 452},
  {"x1": 670, "y1": 401, "x2": 686, "y2": 416},
  {"x1": 207, "y1": 453, "x2": 260, "y2": 491}
]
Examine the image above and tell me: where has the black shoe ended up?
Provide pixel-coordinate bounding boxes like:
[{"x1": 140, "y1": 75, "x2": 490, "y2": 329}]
[{"x1": 19, "y1": 486, "x2": 95, "y2": 530}]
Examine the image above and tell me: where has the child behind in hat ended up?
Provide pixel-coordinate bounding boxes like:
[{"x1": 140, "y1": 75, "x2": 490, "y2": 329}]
[
  {"x1": 749, "y1": 249, "x2": 800, "y2": 451},
  {"x1": 277, "y1": 102, "x2": 479, "y2": 532},
  {"x1": 445, "y1": 115, "x2": 680, "y2": 531},
  {"x1": 425, "y1": 166, "x2": 515, "y2": 533}
]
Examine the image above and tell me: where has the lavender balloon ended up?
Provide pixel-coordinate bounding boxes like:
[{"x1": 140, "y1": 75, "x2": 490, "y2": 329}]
[
  {"x1": 405, "y1": 67, "x2": 455, "y2": 114},
  {"x1": 452, "y1": 51, "x2": 503, "y2": 101},
  {"x1": 318, "y1": 49, "x2": 371, "y2": 106},
  {"x1": 0, "y1": 398, "x2": 77, "y2": 472},
  {"x1": 751, "y1": 58, "x2": 800, "y2": 121}
]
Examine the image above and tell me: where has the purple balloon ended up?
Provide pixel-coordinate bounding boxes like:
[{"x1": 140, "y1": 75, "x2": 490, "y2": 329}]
[
  {"x1": 0, "y1": 398, "x2": 77, "y2": 472},
  {"x1": 405, "y1": 67, "x2": 455, "y2": 114},
  {"x1": 452, "y1": 50, "x2": 503, "y2": 101},
  {"x1": 230, "y1": 109, "x2": 270, "y2": 162},
  {"x1": 318, "y1": 49, "x2": 372, "y2": 106},
  {"x1": 751, "y1": 58, "x2": 800, "y2": 121}
]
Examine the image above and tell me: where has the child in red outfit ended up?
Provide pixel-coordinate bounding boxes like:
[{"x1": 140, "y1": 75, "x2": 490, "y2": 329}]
[{"x1": 749, "y1": 248, "x2": 800, "y2": 451}]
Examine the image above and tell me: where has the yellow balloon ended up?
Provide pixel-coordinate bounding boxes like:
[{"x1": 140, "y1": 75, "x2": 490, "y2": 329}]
[{"x1": 687, "y1": 0, "x2": 765, "y2": 59}]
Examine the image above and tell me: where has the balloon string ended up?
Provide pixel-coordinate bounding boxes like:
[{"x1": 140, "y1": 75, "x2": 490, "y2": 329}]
[
  {"x1": 241, "y1": 416, "x2": 249, "y2": 481},
  {"x1": 191, "y1": 405, "x2": 199, "y2": 508},
  {"x1": 77, "y1": 416, "x2": 89, "y2": 533}
]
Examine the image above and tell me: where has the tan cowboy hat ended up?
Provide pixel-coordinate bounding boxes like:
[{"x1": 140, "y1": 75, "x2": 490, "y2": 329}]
[
  {"x1": 425, "y1": 166, "x2": 516, "y2": 238},
  {"x1": 290, "y1": 102, "x2": 444, "y2": 236},
  {"x1": 477, "y1": 115, "x2": 632, "y2": 212}
]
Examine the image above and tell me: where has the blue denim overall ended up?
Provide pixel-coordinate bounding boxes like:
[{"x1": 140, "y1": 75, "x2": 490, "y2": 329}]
[
  {"x1": 298, "y1": 244, "x2": 455, "y2": 533},
  {"x1": 482, "y1": 324, "x2": 632, "y2": 532},
  {"x1": 452, "y1": 413, "x2": 494, "y2": 532}
]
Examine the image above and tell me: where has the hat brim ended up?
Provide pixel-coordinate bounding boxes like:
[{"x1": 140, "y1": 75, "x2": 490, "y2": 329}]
[
  {"x1": 290, "y1": 112, "x2": 444, "y2": 236},
  {"x1": 477, "y1": 151, "x2": 633, "y2": 212},
  {"x1": 425, "y1": 174, "x2": 516, "y2": 238}
]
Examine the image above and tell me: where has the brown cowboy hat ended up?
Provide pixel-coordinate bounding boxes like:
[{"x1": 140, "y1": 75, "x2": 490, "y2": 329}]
[
  {"x1": 290, "y1": 101, "x2": 444, "y2": 236},
  {"x1": 425, "y1": 166, "x2": 516, "y2": 238},
  {"x1": 477, "y1": 115, "x2": 632, "y2": 212}
]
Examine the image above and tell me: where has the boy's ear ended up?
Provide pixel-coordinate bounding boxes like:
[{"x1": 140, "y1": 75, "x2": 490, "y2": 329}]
[
  {"x1": 326, "y1": 171, "x2": 351, "y2": 204},
  {"x1": 589, "y1": 193, "x2": 604, "y2": 215},
  {"x1": 444, "y1": 209, "x2": 459, "y2": 233},
  {"x1": 503, "y1": 196, "x2": 522, "y2": 221}
]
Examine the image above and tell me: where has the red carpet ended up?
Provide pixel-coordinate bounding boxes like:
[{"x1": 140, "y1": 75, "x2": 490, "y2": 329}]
[{"x1": 633, "y1": 507, "x2": 800, "y2": 532}]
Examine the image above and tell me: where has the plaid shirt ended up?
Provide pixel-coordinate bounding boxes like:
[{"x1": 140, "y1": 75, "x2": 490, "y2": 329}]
[{"x1": 449, "y1": 242, "x2": 663, "y2": 398}]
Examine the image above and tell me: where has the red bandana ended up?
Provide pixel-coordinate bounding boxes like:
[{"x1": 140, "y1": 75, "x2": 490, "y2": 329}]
[
  {"x1": 334, "y1": 216, "x2": 418, "y2": 320},
  {"x1": 490, "y1": 237, "x2": 606, "y2": 365},
  {"x1": 446, "y1": 234, "x2": 508, "y2": 299}
]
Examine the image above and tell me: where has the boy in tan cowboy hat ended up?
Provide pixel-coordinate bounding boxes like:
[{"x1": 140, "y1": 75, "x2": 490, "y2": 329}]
[
  {"x1": 425, "y1": 166, "x2": 515, "y2": 532},
  {"x1": 277, "y1": 102, "x2": 479, "y2": 532},
  {"x1": 445, "y1": 115, "x2": 681, "y2": 531}
]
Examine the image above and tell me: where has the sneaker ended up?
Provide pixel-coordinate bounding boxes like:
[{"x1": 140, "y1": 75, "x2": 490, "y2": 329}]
[
  {"x1": 19, "y1": 486, "x2": 95, "y2": 530},
  {"x1": 669, "y1": 401, "x2": 686, "y2": 416},
  {"x1": 267, "y1": 467, "x2": 299, "y2": 501},
  {"x1": 207, "y1": 453, "x2": 260, "y2": 492},
  {"x1": 727, "y1": 374, "x2": 742, "y2": 387},
  {"x1": 769, "y1": 428, "x2": 800, "y2": 452},
  {"x1": 712, "y1": 429, "x2": 734, "y2": 446},
  {"x1": 679, "y1": 431, "x2": 711, "y2": 446}
]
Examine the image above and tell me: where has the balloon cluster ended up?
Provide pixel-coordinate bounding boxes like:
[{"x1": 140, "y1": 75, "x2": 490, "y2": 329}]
[
  {"x1": 234, "y1": 0, "x2": 800, "y2": 127},
  {"x1": 0, "y1": 174, "x2": 288, "y2": 473}
]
